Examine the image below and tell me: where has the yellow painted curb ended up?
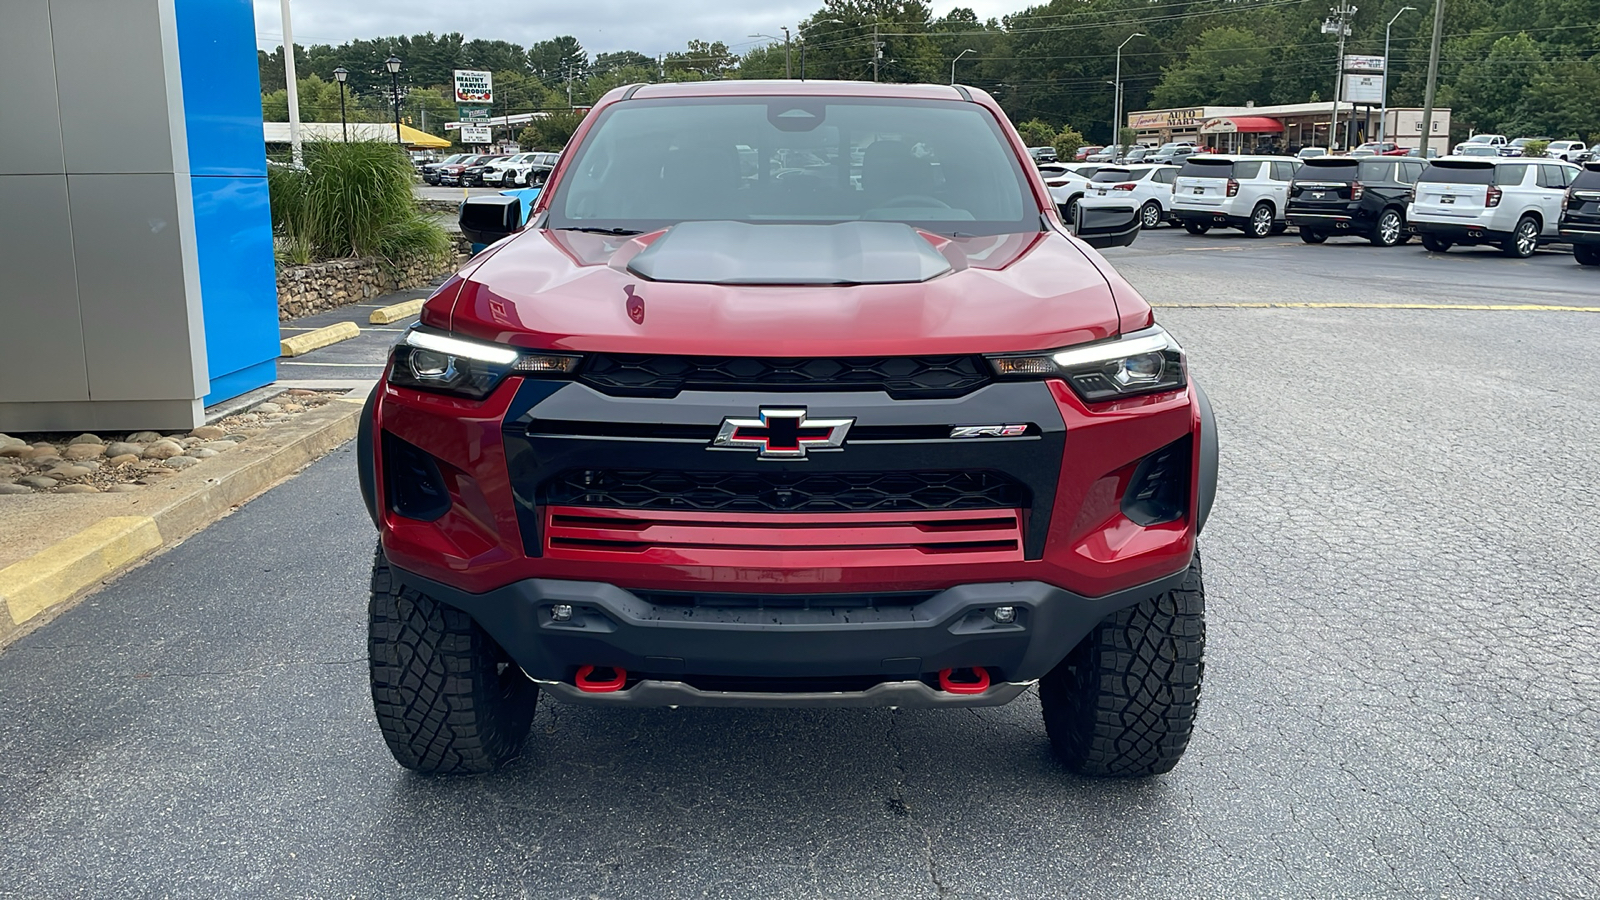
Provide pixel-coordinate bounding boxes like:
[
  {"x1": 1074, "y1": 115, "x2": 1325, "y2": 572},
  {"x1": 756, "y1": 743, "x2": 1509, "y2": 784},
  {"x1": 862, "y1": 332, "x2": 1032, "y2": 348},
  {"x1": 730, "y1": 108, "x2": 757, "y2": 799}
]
[
  {"x1": 1155, "y1": 302, "x2": 1600, "y2": 312},
  {"x1": 280, "y1": 321, "x2": 360, "y2": 358},
  {"x1": 1, "y1": 517, "x2": 163, "y2": 626},
  {"x1": 369, "y1": 298, "x2": 424, "y2": 324}
]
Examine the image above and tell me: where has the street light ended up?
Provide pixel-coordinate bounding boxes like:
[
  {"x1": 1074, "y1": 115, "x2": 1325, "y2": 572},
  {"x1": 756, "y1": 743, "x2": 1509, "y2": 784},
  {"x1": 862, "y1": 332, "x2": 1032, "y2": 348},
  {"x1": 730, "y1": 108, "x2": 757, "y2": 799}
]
[
  {"x1": 385, "y1": 56, "x2": 403, "y2": 147},
  {"x1": 798, "y1": 17, "x2": 846, "y2": 80},
  {"x1": 1114, "y1": 32, "x2": 1145, "y2": 160},
  {"x1": 951, "y1": 48, "x2": 976, "y2": 85},
  {"x1": 332, "y1": 66, "x2": 349, "y2": 142},
  {"x1": 1379, "y1": 6, "x2": 1416, "y2": 145}
]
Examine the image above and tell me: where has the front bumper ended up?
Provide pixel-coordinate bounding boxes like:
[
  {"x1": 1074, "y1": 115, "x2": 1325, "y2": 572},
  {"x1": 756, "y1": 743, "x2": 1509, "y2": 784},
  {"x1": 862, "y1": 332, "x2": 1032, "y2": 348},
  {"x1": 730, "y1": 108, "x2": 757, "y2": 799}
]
[{"x1": 390, "y1": 561, "x2": 1190, "y2": 705}]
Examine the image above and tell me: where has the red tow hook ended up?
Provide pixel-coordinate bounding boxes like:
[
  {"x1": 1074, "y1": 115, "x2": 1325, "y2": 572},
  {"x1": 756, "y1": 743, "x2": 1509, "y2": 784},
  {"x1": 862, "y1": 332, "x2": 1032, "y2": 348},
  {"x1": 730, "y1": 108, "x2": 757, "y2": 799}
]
[
  {"x1": 574, "y1": 665, "x2": 627, "y2": 693},
  {"x1": 938, "y1": 667, "x2": 991, "y2": 694}
]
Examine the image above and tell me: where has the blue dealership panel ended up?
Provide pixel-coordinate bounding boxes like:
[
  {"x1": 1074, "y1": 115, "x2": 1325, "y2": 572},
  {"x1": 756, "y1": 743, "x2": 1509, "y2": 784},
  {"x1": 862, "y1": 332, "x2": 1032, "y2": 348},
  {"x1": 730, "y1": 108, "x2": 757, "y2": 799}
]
[{"x1": 175, "y1": 0, "x2": 279, "y2": 403}]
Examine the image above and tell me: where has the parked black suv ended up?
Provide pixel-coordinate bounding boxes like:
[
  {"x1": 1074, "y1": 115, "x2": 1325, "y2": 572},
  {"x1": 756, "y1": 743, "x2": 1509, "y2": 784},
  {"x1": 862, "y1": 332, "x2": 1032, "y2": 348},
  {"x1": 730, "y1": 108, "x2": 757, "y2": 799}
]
[
  {"x1": 1287, "y1": 156, "x2": 1428, "y2": 246},
  {"x1": 461, "y1": 154, "x2": 509, "y2": 187},
  {"x1": 1559, "y1": 161, "x2": 1600, "y2": 266}
]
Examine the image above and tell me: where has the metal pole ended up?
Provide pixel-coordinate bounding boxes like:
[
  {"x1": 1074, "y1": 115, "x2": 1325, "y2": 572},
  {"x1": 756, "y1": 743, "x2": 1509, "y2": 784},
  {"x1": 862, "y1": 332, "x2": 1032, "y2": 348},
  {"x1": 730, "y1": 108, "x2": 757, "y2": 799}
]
[
  {"x1": 872, "y1": 24, "x2": 879, "y2": 82},
  {"x1": 391, "y1": 70, "x2": 402, "y2": 146},
  {"x1": 279, "y1": 0, "x2": 301, "y2": 166},
  {"x1": 1327, "y1": 2, "x2": 1353, "y2": 151},
  {"x1": 1419, "y1": 0, "x2": 1444, "y2": 158},
  {"x1": 1114, "y1": 34, "x2": 1143, "y2": 162},
  {"x1": 1380, "y1": 7, "x2": 1414, "y2": 146},
  {"x1": 338, "y1": 81, "x2": 347, "y2": 141},
  {"x1": 783, "y1": 27, "x2": 792, "y2": 79},
  {"x1": 951, "y1": 48, "x2": 974, "y2": 86},
  {"x1": 800, "y1": 42, "x2": 806, "y2": 80}
]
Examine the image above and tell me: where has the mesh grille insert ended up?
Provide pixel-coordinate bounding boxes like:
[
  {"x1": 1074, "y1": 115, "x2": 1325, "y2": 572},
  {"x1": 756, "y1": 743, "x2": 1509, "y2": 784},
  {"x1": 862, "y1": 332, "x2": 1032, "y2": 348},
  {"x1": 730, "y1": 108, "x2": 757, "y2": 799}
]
[
  {"x1": 539, "y1": 469, "x2": 1026, "y2": 513},
  {"x1": 578, "y1": 354, "x2": 992, "y2": 398}
]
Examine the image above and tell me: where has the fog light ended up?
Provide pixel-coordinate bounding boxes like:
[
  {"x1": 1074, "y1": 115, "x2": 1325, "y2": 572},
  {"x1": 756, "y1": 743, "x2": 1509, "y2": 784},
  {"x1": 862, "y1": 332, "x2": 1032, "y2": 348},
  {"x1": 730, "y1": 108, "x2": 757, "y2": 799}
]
[
  {"x1": 992, "y1": 606, "x2": 1016, "y2": 624},
  {"x1": 551, "y1": 604, "x2": 573, "y2": 622}
]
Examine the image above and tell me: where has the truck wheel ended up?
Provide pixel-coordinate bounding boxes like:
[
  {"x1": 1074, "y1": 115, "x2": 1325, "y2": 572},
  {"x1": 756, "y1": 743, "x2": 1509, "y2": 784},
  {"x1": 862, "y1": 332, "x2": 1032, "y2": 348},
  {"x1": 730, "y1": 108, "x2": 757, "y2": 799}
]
[
  {"x1": 1502, "y1": 216, "x2": 1539, "y2": 258},
  {"x1": 369, "y1": 546, "x2": 537, "y2": 774},
  {"x1": 1244, "y1": 204, "x2": 1273, "y2": 238},
  {"x1": 1183, "y1": 222, "x2": 1210, "y2": 235},
  {"x1": 1041, "y1": 551, "x2": 1205, "y2": 777},
  {"x1": 1300, "y1": 230, "x2": 1327, "y2": 244},
  {"x1": 1576, "y1": 245, "x2": 1600, "y2": 266},
  {"x1": 1421, "y1": 234, "x2": 1452, "y2": 253}
]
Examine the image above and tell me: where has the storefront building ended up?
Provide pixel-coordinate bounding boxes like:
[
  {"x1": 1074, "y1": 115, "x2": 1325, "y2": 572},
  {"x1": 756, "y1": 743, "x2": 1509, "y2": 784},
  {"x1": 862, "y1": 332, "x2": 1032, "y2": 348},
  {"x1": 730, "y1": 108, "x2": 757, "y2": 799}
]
[{"x1": 1128, "y1": 102, "x2": 1452, "y2": 153}]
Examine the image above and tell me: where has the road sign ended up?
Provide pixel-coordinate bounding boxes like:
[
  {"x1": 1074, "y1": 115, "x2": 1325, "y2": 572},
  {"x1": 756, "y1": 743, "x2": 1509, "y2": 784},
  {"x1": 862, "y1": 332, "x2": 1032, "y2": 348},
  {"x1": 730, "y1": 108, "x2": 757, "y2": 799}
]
[
  {"x1": 458, "y1": 107, "x2": 489, "y2": 122},
  {"x1": 460, "y1": 125, "x2": 493, "y2": 144},
  {"x1": 1344, "y1": 55, "x2": 1385, "y2": 73},
  {"x1": 1343, "y1": 73, "x2": 1384, "y2": 104},
  {"x1": 453, "y1": 70, "x2": 493, "y2": 104}
]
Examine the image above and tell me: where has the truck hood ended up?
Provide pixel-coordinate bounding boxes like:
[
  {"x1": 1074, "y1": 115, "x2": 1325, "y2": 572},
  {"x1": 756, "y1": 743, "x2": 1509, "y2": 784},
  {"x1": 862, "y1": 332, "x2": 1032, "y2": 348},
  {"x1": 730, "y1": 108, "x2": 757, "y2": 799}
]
[{"x1": 435, "y1": 223, "x2": 1130, "y2": 356}]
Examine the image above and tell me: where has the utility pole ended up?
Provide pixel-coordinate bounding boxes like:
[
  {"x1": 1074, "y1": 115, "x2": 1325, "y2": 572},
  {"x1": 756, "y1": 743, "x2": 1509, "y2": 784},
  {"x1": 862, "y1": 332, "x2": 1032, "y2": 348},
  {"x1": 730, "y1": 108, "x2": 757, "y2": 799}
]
[
  {"x1": 783, "y1": 26, "x2": 792, "y2": 79},
  {"x1": 872, "y1": 24, "x2": 881, "y2": 82},
  {"x1": 1419, "y1": 0, "x2": 1445, "y2": 158},
  {"x1": 1379, "y1": 7, "x2": 1415, "y2": 145},
  {"x1": 564, "y1": 62, "x2": 574, "y2": 108},
  {"x1": 279, "y1": 0, "x2": 302, "y2": 166},
  {"x1": 1322, "y1": 2, "x2": 1356, "y2": 150}
]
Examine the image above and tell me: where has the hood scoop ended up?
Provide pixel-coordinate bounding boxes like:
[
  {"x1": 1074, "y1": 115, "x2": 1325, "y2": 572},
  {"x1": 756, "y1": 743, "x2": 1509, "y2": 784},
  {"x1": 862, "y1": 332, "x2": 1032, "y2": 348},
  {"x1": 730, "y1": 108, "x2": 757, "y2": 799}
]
[{"x1": 626, "y1": 220, "x2": 952, "y2": 286}]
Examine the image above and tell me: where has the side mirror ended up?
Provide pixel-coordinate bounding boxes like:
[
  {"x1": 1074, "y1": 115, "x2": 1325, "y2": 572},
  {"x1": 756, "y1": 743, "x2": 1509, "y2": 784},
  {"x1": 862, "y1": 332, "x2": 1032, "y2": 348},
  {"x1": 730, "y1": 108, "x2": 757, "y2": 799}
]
[
  {"x1": 459, "y1": 195, "x2": 522, "y2": 246},
  {"x1": 1073, "y1": 204, "x2": 1141, "y2": 249}
]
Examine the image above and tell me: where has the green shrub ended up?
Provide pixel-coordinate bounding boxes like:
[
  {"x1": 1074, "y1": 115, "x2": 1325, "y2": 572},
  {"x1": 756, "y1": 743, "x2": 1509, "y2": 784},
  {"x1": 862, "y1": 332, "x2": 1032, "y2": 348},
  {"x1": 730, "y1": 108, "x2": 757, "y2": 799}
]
[
  {"x1": 1016, "y1": 118, "x2": 1057, "y2": 148},
  {"x1": 1052, "y1": 127, "x2": 1086, "y2": 162},
  {"x1": 1521, "y1": 140, "x2": 1548, "y2": 158},
  {"x1": 267, "y1": 140, "x2": 450, "y2": 268}
]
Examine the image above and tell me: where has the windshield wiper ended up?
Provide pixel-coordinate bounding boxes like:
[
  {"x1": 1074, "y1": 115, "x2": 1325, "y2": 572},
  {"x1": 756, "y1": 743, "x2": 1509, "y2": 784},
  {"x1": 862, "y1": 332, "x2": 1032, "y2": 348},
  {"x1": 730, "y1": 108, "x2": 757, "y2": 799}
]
[{"x1": 555, "y1": 226, "x2": 643, "y2": 236}]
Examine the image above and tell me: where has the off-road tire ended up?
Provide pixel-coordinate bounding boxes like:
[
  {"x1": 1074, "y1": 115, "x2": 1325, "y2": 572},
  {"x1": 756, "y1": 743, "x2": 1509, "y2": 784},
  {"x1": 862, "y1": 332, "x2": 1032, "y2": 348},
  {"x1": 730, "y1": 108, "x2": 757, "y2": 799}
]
[
  {"x1": 1244, "y1": 204, "x2": 1273, "y2": 238},
  {"x1": 1183, "y1": 221, "x2": 1211, "y2": 235},
  {"x1": 1300, "y1": 230, "x2": 1328, "y2": 244},
  {"x1": 1575, "y1": 245, "x2": 1600, "y2": 266},
  {"x1": 1371, "y1": 208, "x2": 1405, "y2": 247},
  {"x1": 369, "y1": 547, "x2": 537, "y2": 774},
  {"x1": 1421, "y1": 234, "x2": 1452, "y2": 253},
  {"x1": 1041, "y1": 551, "x2": 1205, "y2": 777},
  {"x1": 1502, "y1": 216, "x2": 1540, "y2": 259},
  {"x1": 1140, "y1": 201, "x2": 1163, "y2": 230}
]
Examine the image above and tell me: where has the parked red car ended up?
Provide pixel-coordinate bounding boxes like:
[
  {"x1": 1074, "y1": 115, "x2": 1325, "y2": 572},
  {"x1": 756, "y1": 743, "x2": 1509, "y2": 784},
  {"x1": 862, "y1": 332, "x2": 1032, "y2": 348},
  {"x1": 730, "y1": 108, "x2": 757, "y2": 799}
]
[
  {"x1": 1353, "y1": 141, "x2": 1411, "y2": 156},
  {"x1": 1076, "y1": 144, "x2": 1104, "y2": 161},
  {"x1": 359, "y1": 80, "x2": 1217, "y2": 778}
]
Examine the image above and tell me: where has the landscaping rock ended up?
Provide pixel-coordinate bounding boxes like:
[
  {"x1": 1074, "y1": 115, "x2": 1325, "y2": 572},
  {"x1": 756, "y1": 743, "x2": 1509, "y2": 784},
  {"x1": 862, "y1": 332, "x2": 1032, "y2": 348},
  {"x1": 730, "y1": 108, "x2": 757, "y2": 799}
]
[
  {"x1": 163, "y1": 456, "x2": 201, "y2": 469},
  {"x1": 106, "y1": 454, "x2": 141, "y2": 466},
  {"x1": 190, "y1": 425, "x2": 227, "y2": 440},
  {"x1": 128, "y1": 431, "x2": 163, "y2": 443},
  {"x1": 105, "y1": 441, "x2": 145, "y2": 458},
  {"x1": 68, "y1": 433, "x2": 104, "y2": 445},
  {"x1": 0, "y1": 483, "x2": 34, "y2": 495},
  {"x1": 143, "y1": 440, "x2": 185, "y2": 460},
  {"x1": 201, "y1": 441, "x2": 238, "y2": 452},
  {"x1": 106, "y1": 484, "x2": 142, "y2": 493},
  {"x1": 0, "y1": 443, "x2": 29, "y2": 458},
  {"x1": 64, "y1": 443, "x2": 106, "y2": 460},
  {"x1": 255, "y1": 401, "x2": 283, "y2": 414},
  {"x1": 186, "y1": 448, "x2": 219, "y2": 459},
  {"x1": 16, "y1": 475, "x2": 58, "y2": 489},
  {"x1": 57, "y1": 484, "x2": 99, "y2": 494},
  {"x1": 47, "y1": 465, "x2": 93, "y2": 479}
]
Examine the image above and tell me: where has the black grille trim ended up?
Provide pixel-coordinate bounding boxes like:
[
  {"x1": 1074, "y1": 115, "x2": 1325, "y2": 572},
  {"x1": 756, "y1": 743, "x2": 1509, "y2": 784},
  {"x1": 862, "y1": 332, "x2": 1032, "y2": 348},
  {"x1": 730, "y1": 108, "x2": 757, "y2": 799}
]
[
  {"x1": 539, "y1": 469, "x2": 1027, "y2": 513},
  {"x1": 577, "y1": 354, "x2": 993, "y2": 399},
  {"x1": 635, "y1": 590, "x2": 938, "y2": 610}
]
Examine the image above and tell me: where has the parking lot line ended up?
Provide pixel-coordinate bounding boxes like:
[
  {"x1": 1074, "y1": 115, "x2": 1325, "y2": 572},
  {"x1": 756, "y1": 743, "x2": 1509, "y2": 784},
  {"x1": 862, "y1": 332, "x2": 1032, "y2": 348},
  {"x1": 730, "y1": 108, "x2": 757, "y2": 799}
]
[{"x1": 1155, "y1": 302, "x2": 1600, "y2": 312}]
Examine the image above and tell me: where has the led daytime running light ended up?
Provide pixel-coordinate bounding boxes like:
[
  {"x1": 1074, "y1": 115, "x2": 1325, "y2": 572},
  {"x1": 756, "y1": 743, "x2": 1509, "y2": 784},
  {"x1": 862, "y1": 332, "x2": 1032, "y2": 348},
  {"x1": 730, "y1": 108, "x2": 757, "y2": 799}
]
[
  {"x1": 404, "y1": 329, "x2": 519, "y2": 365},
  {"x1": 1050, "y1": 330, "x2": 1177, "y2": 368}
]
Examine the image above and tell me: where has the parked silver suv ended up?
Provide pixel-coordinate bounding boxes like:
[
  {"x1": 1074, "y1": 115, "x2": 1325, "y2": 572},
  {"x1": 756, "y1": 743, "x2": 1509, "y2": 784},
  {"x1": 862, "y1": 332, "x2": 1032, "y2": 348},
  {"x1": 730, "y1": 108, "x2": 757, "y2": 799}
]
[{"x1": 1408, "y1": 158, "x2": 1580, "y2": 257}]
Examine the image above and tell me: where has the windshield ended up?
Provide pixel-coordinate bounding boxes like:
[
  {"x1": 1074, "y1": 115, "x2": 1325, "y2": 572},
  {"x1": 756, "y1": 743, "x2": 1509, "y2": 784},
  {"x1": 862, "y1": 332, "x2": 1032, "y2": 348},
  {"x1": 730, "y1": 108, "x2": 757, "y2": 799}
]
[{"x1": 546, "y1": 97, "x2": 1036, "y2": 236}]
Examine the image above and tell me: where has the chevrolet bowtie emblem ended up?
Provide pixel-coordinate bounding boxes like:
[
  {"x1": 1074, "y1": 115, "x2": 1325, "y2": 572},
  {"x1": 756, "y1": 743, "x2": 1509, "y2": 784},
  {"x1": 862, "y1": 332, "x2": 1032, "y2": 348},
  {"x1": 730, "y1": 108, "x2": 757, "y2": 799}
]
[{"x1": 711, "y1": 408, "x2": 855, "y2": 460}]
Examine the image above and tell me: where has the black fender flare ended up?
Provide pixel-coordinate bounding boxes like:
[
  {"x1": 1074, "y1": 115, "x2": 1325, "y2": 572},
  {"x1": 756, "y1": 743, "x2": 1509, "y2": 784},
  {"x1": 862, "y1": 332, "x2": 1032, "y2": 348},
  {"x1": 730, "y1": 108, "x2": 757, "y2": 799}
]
[
  {"x1": 357, "y1": 384, "x2": 380, "y2": 529},
  {"x1": 1193, "y1": 379, "x2": 1219, "y2": 534}
]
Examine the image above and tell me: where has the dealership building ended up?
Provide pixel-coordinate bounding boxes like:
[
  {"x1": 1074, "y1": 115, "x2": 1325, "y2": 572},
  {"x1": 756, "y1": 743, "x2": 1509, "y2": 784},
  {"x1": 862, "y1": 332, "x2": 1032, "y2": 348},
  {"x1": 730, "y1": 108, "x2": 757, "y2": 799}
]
[{"x1": 1126, "y1": 102, "x2": 1452, "y2": 153}]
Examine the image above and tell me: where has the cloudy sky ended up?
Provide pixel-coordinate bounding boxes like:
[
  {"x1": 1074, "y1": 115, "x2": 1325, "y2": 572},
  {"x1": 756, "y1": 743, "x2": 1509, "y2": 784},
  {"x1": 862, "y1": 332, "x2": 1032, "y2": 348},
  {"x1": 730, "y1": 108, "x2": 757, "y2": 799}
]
[{"x1": 253, "y1": 1, "x2": 1020, "y2": 58}]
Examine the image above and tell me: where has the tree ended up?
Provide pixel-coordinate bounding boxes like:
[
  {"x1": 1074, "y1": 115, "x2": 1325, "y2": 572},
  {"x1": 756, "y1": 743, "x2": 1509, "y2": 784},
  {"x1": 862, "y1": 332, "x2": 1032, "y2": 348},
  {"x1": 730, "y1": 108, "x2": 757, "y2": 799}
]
[
  {"x1": 736, "y1": 43, "x2": 790, "y2": 80},
  {"x1": 518, "y1": 109, "x2": 587, "y2": 151},
  {"x1": 665, "y1": 40, "x2": 738, "y2": 79},
  {"x1": 1015, "y1": 118, "x2": 1057, "y2": 147},
  {"x1": 1052, "y1": 126, "x2": 1087, "y2": 161},
  {"x1": 528, "y1": 36, "x2": 588, "y2": 82},
  {"x1": 593, "y1": 50, "x2": 656, "y2": 76},
  {"x1": 1150, "y1": 27, "x2": 1272, "y2": 109}
]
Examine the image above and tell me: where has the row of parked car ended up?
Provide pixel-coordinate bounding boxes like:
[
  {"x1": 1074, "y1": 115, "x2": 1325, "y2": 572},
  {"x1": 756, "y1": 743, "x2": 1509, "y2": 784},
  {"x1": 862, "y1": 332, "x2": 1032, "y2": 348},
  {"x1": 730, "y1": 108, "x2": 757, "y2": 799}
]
[
  {"x1": 419, "y1": 152, "x2": 560, "y2": 188},
  {"x1": 1044, "y1": 154, "x2": 1600, "y2": 265}
]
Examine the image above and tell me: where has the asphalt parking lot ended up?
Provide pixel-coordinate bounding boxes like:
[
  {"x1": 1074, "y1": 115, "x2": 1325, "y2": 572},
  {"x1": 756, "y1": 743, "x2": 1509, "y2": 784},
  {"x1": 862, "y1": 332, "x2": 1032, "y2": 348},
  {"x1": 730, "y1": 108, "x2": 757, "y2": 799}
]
[{"x1": 1, "y1": 227, "x2": 1597, "y2": 898}]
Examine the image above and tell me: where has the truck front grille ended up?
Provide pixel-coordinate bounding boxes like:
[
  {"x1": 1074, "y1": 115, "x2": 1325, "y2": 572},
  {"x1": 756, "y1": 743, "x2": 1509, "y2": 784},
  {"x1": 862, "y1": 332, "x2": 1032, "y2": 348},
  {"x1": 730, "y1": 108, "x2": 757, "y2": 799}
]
[
  {"x1": 538, "y1": 468, "x2": 1025, "y2": 513},
  {"x1": 578, "y1": 354, "x2": 992, "y2": 399}
]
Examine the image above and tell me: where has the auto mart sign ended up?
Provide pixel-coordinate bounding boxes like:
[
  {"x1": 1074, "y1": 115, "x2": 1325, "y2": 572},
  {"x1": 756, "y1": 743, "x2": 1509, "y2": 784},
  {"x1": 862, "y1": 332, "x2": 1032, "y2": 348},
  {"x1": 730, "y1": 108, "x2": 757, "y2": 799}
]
[{"x1": 1128, "y1": 107, "x2": 1203, "y2": 129}]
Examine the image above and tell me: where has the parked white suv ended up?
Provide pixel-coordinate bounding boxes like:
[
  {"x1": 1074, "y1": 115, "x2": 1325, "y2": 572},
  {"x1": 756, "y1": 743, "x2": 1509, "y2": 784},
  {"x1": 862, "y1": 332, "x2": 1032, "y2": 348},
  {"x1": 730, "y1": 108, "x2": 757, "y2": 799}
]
[
  {"x1": 1077, "y1": 164, "x2": 1179, "y2": 229},
  {"x1": 482, "y1": 152, "x2": 560, "y2": 187},
  {"x1": 1172, "y1": 155, "x2": 1301, "y2": 237},
  {"x1": 1040, "y1": 163, "x2": 1109, "y2": 221},
  {"x1": 1408, "y1": 157, "x2": 1580, "y2": 258},
  {"x1": 1452, "y1": 133, "x2": 1507, "y2": 155}
]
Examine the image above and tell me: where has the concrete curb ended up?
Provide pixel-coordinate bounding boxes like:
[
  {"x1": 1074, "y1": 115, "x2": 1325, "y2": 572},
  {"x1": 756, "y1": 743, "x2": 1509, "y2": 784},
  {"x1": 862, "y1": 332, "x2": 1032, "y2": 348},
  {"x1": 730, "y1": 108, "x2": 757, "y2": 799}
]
[
  {"x1": 281, "y1": 322, "x2": 360, "y2": 357},
  {"x1": 0, "y1": 393, "x2": 366, "y2": 649},
  {"x1": 369, "y1": 298, "x2": 424, "y2": 324}
]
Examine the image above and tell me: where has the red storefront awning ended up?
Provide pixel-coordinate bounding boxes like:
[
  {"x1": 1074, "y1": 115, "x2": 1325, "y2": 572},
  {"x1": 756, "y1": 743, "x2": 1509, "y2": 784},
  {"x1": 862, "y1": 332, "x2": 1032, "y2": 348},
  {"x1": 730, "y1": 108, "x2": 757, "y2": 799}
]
[{"x1": 1200, "y1": 116, "x2": 1285, "y2": 134}]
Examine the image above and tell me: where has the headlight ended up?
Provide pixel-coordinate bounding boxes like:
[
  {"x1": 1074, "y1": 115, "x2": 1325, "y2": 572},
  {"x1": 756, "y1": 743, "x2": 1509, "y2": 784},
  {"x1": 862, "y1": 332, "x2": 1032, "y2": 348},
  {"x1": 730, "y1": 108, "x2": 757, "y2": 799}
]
[
  {"x1": 988, "y1": 325, "x2": 1186, "y2": 402},
  {"x1": 387, "y1": 325, "x2": 581, "y2": 399}
]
